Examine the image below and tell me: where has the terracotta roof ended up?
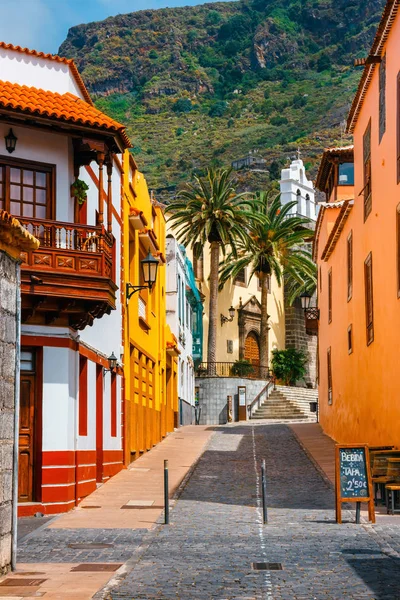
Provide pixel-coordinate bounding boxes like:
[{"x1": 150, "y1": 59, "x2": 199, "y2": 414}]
[
  {"x1": 0, "y1": 80, "x2": 131, "y2": 149},
  {"x1": 0, "y1": 210, "x2": 39, "y2": 254},
  {"x1": 315, "y1": 146, "x2": 354, "y2": 191},
  {"x1": 347, "y1": 0, "x2": 400, "y2": 133},
  {"x1": 318, "y1": 199, "x2": 354, "y2": 208},
  {"x1": 0, "y1": 41, "x2": 93, "y2": 105}
]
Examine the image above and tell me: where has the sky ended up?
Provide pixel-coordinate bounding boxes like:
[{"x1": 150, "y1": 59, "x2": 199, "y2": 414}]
[{"x1": 0, "y1": 0, "x2": 226, "y2": 55}]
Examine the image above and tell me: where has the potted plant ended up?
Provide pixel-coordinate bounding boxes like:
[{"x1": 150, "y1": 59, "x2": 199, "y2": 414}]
[
  {"x1": 231, "y1": 359, "x2": 254, "y2": 378},
  {"x1": 71, "y1": 178, "x2": 89, "y2": 205},
  {"x1": 271, "y1": 348, "x2": 307, "y2": 386}
]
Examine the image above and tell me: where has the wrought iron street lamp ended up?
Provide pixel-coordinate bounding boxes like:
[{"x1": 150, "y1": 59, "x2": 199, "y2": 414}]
[
  {"x1": 300, "y1": 290, "x2": 320, "y2": 325},
  {"x1": 126, "y1": 251, "x2": 159, "y2": 301},
  {"x1": 5, "y1": 129, "x2": 17, "y2": 154},
  {"x1": 220, "y1": 305, "x2": 235, "y2": 326},
  {"x1": 300, "y1": 290, "x2": 312, "y2": 310},
  {"x1": 104, "y1": 351, "x2": 118, "y2": 374}
]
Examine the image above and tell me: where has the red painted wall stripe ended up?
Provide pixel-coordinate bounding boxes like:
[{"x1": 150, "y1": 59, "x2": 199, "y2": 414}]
[{"x1": 103, "y1": 450, "x2": 123, "y2": 463}]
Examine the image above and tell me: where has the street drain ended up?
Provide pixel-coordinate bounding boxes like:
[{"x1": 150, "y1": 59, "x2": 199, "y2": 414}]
[
  {"x1": 0, "y1": 578, "x2": 47, "y2": 586},
  {"x1": 251, "y1": 562, "x2": 282, "y2": 571},
  {"x1": 81, "y1": 506, "x2": 101, "y2": 509},
  {"x1": 67, "y1": 543, "x2": 113, "y2": 549},
  {"x1": 70, "y1": 564, "x2": 122, "y2": 572}
]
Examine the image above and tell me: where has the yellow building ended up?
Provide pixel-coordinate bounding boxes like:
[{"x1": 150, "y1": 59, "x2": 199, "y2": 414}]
[
  {"x1": 187, "y1": 242, "x2": 286, "y2": 369},
  {"x1": 122, "y1": 152, "x2": 178, "y2": 465}
]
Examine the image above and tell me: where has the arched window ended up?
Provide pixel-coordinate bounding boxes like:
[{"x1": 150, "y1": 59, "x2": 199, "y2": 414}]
[
  {"x1": 296, "y1": 189, "x2": 301, "y2": 215},
  {"x1": 306, "y1": 193, "x2": 311, "y2": 218}
]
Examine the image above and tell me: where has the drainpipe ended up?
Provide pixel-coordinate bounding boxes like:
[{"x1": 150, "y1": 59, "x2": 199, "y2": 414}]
[{"x1": 11, "y1": 262, "x2": 21, "y2": 571}]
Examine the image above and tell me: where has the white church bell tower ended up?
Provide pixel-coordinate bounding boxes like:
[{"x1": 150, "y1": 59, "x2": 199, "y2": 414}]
[{"x1": 279, "y1": 151, "x2": 317, "y2": 221}]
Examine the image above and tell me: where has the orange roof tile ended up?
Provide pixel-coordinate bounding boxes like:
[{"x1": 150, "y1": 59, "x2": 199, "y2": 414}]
[
  {"x1": 0, "y1": 80, "x2": 131, "y2": 149},
  {"x1": 0, "y1": 41, "x2": 93, "y2": 105},
  {"x1": 0, "y1": 210, "x2": 39, "y2": 254}
]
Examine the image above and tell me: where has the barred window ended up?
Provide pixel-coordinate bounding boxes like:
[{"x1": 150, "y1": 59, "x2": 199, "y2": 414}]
[
  {"x1": 347, "y1": 231, "x2": 353, "y2": 301},
  {"x1": 364, "y1": 252, "x2": 374, "y2": 345},
  {"x1": 234, "y1": 268, "x2": 246, "y2": 286},
  {"x1": 327, "y1": 348, "x2": 333, "y2": 405},
  {"x1": 363, "y1": 121, "x2": 372, "y2": 221},
  {"x1": 379, "y1": 54, "x2": 386, "y2": 143}
]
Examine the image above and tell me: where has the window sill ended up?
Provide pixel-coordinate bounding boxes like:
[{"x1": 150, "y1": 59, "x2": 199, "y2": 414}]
[{"x1": 139, "y1": 316, "x2": 151, "y2": 332}]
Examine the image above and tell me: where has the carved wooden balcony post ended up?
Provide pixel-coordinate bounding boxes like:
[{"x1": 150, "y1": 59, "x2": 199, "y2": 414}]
[
  {"x1": 106, "y1": 155, "x2": 113, "y2": 234},
  {"x1": 97, "y1": 151, "x2": 105, "y2": 226},
  {"x1": 73, "y1": 164, "x2": 80, "y2": 224}
]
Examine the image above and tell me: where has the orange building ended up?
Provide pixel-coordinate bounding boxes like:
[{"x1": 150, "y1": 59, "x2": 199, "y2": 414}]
[{"x1": 314, "y1": 0, "x2": 400, "y2": 445}]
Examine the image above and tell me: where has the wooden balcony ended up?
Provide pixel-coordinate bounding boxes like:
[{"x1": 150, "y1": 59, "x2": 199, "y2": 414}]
[{"x1": 19, "y1": 217, "x2": 117, "y2": 330}]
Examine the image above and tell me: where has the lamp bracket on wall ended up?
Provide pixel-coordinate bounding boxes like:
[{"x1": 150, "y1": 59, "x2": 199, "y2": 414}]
[
  {"x1": 126, "y1": 283, "x2": 151, "y2": 301},
  {"x1": 220, "y1": 306, "x2": 235, "y2": 326}
]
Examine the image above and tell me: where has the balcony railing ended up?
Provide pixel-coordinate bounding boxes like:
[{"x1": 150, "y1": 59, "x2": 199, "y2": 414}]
[
  {"x1": 19, "y1": 217, "x2": 113, "y2": 253},
  {"x1": 196, "y1": 362, "x2": 271, "y2": 379},
  {"x1": 19, "y1": 217, "x2": 114, "y2": 280}
]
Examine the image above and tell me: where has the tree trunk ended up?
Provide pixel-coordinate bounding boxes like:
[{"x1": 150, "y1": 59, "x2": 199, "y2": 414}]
[
  {"x1": 259, "y1": 273, "x2": 270, "y2": 379},
  {"x1": 207, "y1": 241, "x2": 220, "y2": 374}
]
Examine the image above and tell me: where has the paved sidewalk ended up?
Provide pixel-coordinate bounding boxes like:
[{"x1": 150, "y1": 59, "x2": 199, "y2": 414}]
[
  {"x1": 290, "y1": 423, "x2": 336, "y2": 484},
  {"x1": 0, "y1": 425, "x2": 213, "y2": 600}
]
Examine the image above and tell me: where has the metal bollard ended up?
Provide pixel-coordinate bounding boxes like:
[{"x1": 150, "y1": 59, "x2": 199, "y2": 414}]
[
  {"x1": 164, "y1": 459, "x2": 169, "y2": 525},
  {"x1": 355, "y1": 501, "x2": 361, "y2": 524},
  {"x1": 261, "y1": 459, "x2": 268, "y2": 524}
]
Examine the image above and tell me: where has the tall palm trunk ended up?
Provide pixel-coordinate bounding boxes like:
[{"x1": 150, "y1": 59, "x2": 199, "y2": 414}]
[
  {"x1": 259, "y1": 272, "x2": 270, "y2": 379},
  {"x1": 207, "y1": 241, "x2": 220, "y2": 373}
]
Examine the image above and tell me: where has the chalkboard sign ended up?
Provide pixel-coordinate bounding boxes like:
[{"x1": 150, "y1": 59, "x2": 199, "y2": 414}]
[
  {"x1": 339, "y1": 447, "x2": 369, "y2": 498},
  {"x1": 335, "y1": 444, "x2": 375, "y2": 524}
]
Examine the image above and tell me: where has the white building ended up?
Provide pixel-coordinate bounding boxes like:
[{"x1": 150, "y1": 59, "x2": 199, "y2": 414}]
[
  {"x1": 280, "y1": 155, "x2": 317, "y2": 220},
  {"x1": 166, "y1": 236, "x2": 201, "y2": 425},
  {"x1": 0, "y1": 42, "x2": 130, "y2": 515}
]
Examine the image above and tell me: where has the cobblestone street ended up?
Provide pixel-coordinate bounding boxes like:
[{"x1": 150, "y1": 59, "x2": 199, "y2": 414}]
[{"x1": 96, "y1": 424, "x2": 400, "y2": 600}]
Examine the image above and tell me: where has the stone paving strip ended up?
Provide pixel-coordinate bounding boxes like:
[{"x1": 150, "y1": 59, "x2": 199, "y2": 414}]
[
  {"x1": 0, "y1": 425, "x2": 213, "y2": 600},
  {"x1": 97, "y1": 423, "x2": 400, "y2": 600}
]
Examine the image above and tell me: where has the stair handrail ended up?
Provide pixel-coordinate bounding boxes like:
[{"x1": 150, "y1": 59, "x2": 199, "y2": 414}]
[{"x1": 247, "y1": 376, "x2": 276, "y2": 420}]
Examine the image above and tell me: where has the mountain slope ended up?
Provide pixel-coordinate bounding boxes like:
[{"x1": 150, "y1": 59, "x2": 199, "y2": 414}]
[{"x1": 59, "y1": 0, "x2": 385, "y2": 193}]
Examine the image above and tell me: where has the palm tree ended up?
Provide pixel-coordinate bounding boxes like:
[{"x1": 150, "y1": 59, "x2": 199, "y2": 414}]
[
  {"x1": 284, "y1": 265, "x2": 317, "y2": 307},
  {"x1": 166, "y1": 168, "x2": 256, "y2": 368},
  {"x1": 219, "y1": 192, "x2": 316, "y2": 375}
]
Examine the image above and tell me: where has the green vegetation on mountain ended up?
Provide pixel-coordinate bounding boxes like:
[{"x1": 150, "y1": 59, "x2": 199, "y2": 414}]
[{"x1": 59, "y1": 0, "x2": 385, "y2": 193}]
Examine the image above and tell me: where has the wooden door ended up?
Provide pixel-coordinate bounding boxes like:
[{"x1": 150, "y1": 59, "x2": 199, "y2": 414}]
[
  {"x1": 244, "y1": 332, "x2": 260, "y2": 365},
  {"x1": 19, "y1": 373, "x2": 35, "y2": 502}
]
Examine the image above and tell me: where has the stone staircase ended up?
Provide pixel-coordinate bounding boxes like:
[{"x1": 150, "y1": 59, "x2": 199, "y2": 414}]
[{"x1": 251, "y1": 385, "x2": 318, "y2": 422}]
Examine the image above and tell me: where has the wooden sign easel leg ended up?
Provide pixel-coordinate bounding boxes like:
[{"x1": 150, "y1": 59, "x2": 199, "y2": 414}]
[
  {"x1": 336, "y1": 498, "x2": 342, "y2": 524},
  {"x1": 368, "y1": 498, "x2": 376, "y2": 523}
]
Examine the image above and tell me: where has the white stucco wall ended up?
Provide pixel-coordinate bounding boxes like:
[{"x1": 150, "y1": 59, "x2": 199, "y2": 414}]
[
  {"x1": 0, "y1": 48, "x2": 85, "y2": 99},
  {"x1": 42, "y1": 347, "x2": 77, "y2": 451},
  {"x1": 166, "y1": 237, "x2": 195, "y2": 407},
  {"x1": 0, "y1": 123, "x2": 72, "y2": 222}
]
